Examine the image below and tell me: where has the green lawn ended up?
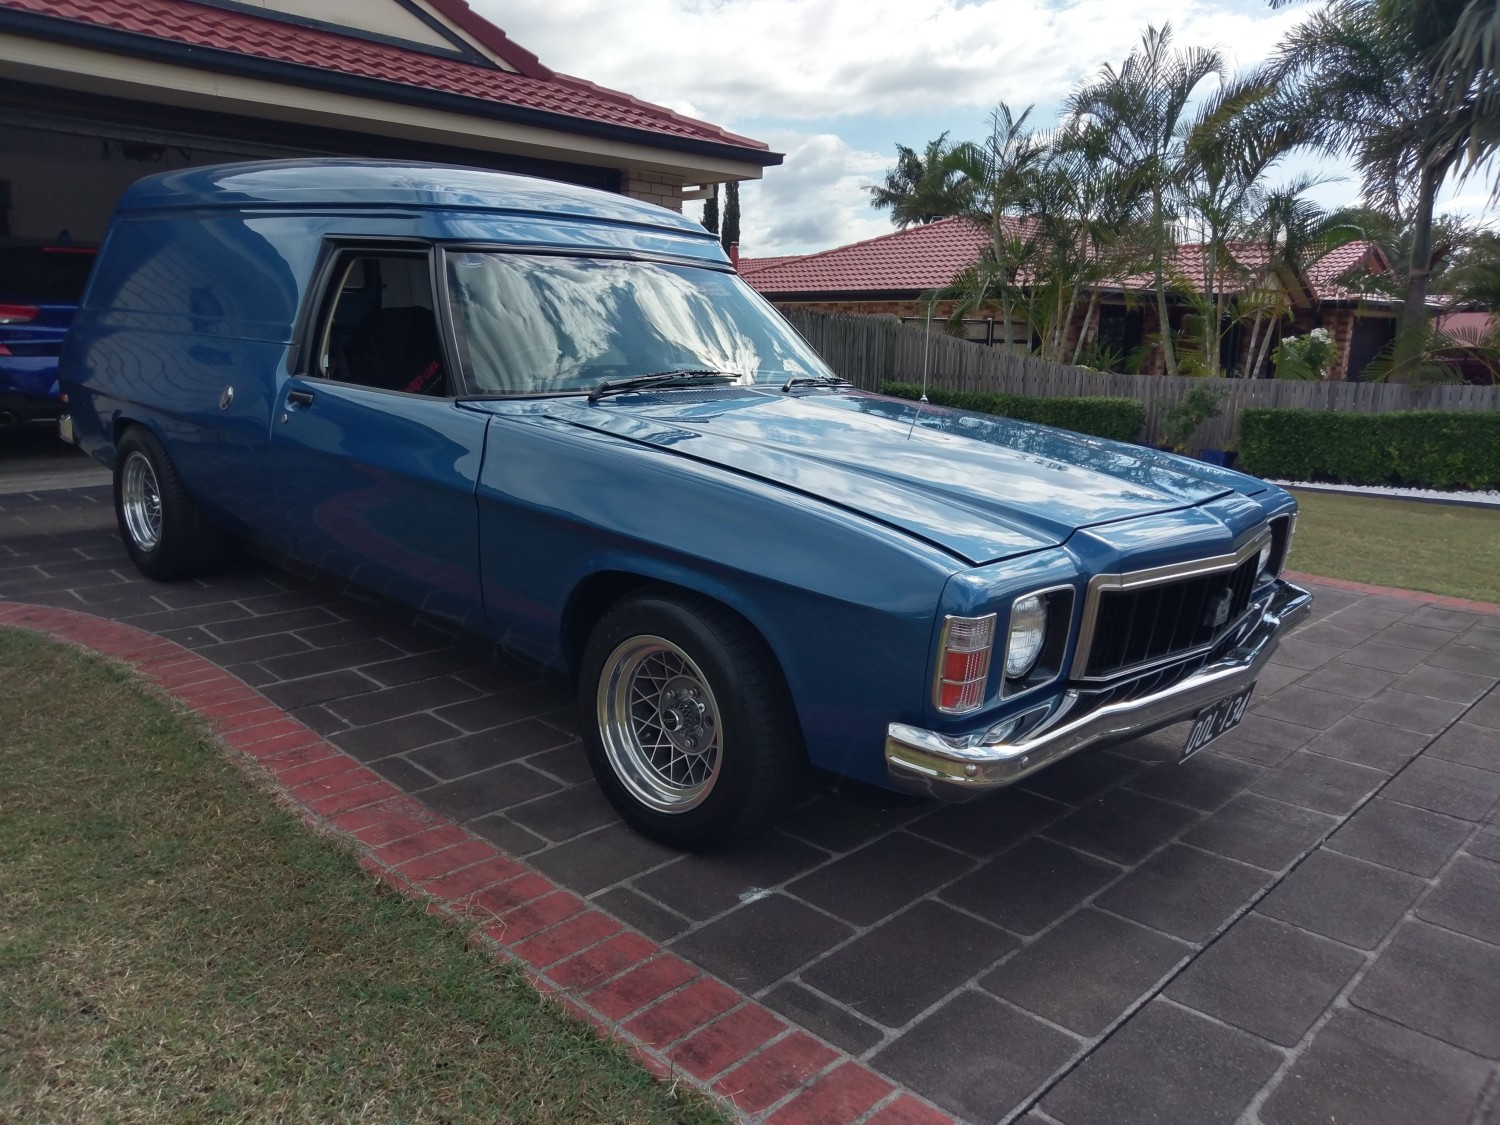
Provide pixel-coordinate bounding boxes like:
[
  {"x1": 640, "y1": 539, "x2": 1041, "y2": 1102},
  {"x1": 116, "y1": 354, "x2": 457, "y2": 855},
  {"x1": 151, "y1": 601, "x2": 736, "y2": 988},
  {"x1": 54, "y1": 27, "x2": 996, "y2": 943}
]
[
  {"x1": 0, "y1": 629, "x2": 724, "y2": 1125},
  {"x1": 1288, "y1": 489, "x2": 1500, "y2": 604}
]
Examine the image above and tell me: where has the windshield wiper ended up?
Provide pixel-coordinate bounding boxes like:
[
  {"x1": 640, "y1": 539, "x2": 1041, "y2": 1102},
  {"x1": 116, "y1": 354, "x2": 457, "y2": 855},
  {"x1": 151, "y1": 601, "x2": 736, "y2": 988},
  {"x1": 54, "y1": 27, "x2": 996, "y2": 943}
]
[
  {"x1": 587, "y1": 369, "x2": 739, "y2": 403},
  {"x1": 781, "y1": 375, "x2": 851, "y2": 393}
]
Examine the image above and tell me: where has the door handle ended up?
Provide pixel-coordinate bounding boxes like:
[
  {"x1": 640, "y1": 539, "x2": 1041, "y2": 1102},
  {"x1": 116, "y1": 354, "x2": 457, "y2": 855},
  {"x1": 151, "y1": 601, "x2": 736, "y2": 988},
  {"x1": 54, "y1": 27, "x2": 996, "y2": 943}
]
[{"x1": 286, "y1": 389, "x2": 315, "y2": 407}]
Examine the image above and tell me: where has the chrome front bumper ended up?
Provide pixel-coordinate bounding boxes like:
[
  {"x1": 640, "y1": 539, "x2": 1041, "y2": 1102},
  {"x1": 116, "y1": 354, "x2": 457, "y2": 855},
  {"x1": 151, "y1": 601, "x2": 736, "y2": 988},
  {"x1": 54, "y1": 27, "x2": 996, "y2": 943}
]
[{"x1": 885, "y1": 581, "x2": 1312, "y2": 799}]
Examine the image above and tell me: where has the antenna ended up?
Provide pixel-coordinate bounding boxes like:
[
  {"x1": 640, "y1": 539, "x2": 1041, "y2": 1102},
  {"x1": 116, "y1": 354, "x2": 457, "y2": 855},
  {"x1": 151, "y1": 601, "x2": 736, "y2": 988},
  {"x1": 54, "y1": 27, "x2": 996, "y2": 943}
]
[
  {"x1": 907, "y1": 296, "x2": 936, "y2": 442},
  {"x1": 920, "y1": 296, "x2": 934, "y2": 403}
]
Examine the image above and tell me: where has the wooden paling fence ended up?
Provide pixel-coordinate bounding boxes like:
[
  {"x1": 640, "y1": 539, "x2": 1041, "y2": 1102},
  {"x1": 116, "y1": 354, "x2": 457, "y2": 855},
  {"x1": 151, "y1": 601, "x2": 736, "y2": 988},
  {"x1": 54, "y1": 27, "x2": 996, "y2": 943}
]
[{"x1": 782, "y1": 309, "x2": 1500, "y2": 452}]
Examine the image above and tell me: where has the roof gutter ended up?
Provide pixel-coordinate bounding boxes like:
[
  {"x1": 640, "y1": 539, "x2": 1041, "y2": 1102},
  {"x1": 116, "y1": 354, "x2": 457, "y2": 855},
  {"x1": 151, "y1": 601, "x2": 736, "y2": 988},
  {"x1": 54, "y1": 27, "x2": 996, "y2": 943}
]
[{"x1": 0, "y1": 7, "x2": 783, "y2": 168}]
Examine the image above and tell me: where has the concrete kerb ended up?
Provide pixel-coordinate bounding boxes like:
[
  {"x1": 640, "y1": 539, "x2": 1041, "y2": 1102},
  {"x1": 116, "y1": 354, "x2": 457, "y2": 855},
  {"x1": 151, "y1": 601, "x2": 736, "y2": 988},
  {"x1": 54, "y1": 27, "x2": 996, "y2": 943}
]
[{"x1": 0, "y1": 598, "x2": 952, "y2": 1125}]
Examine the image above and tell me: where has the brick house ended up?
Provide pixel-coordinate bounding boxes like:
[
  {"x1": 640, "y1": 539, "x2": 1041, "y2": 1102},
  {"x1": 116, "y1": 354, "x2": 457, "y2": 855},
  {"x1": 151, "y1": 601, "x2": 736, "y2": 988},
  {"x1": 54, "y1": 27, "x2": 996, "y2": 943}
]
[
  {"x1": 741, "y1": 217, "x2": 1401, "y2": 380},
  {"x1": 0, "y1": 0, "x2": 778, "y2": 243}
]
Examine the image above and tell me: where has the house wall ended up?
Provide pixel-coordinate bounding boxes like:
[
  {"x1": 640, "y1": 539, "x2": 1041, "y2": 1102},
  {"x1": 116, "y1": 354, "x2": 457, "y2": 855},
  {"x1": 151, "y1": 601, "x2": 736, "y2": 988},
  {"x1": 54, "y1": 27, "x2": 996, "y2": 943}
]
[
  {"x1": 623, "y1": 170, "x2": 685, "y2": 212},
  {"x1": 1320, "y1": 307, "x2": 1359, "y2": 380}
]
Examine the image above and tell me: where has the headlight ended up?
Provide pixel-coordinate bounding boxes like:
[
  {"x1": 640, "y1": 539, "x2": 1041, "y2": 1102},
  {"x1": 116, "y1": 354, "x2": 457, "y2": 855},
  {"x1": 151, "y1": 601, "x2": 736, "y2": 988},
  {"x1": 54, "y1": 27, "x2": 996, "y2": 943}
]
[
  {"x1": 1256, "y1": 540, "x2": 1273, "y2": 580},
  {"x1": 1006, "y1": 594, "x2": 1048, "y2": 678}
]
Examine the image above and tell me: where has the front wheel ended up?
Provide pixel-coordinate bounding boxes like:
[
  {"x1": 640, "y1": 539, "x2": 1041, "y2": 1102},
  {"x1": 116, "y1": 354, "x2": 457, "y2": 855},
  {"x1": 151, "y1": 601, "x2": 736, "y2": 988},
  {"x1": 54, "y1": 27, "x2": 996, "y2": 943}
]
[
  {"x1": 113, "y1": 427, "x2": 224, "y2": 580},
  {"x1": 579, "y1": 590, "x2": 803, "y2": 850}
]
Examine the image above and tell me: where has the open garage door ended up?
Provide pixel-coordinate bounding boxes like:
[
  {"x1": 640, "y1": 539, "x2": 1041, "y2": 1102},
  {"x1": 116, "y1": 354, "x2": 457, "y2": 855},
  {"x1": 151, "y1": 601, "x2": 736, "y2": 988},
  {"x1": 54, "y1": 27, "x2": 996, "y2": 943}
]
[
  {"x1": 0, "y1": 82, "x2": 625, "y2": 245},
  {"x1": 1, "y1": 121, "x2": 277, "y2": 245}
]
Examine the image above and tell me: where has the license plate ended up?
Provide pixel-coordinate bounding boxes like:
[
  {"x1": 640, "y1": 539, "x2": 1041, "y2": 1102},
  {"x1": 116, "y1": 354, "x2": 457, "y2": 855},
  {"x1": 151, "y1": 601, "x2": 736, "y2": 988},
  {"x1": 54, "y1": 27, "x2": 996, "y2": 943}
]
[{"x1": 1181, "y1": 684, "x2": 1255, "y2": 762}]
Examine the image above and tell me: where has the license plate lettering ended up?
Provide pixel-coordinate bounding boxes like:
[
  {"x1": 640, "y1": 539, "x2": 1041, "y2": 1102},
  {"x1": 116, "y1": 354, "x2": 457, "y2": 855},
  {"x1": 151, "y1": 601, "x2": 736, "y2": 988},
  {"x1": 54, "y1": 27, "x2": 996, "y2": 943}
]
[{"x1": 1181, "y1": 684, "x2": 1255, "y2": 762}]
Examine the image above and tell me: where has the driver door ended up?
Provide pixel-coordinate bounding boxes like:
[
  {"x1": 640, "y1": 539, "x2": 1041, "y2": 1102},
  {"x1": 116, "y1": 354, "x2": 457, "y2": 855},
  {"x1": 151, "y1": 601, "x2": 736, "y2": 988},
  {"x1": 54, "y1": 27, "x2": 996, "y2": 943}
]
[{"x1": 264, "y1": 246, "x2": 489, "y2": 631}]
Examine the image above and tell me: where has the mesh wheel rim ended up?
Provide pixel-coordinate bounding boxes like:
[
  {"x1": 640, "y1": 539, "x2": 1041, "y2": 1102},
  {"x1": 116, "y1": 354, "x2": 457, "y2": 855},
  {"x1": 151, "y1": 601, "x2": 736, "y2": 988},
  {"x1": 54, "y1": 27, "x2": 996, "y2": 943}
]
[
  {"x1": 121, "y1": 451, "x2": 163, "y2": 552},
  {"x1": 597, "y1": 635, "x2": 723, "y2": 814}
]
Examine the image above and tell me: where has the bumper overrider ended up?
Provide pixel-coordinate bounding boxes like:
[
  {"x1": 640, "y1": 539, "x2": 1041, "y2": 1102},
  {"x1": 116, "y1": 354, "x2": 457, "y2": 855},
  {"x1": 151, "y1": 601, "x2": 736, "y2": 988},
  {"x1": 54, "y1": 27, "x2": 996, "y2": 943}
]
[{"x1": 885, "y1": 580, "x2": 1312, "y2": 799}]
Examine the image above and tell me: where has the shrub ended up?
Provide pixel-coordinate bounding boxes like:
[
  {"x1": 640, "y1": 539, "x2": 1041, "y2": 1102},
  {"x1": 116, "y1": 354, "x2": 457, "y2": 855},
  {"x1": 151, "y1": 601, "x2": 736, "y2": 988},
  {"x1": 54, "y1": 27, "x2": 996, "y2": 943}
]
[
  {"x1": 1272, "y1": 328, "x2": 1336, "y2": 380},
  {"x1": 1239, "y1": 408, "x2": 1500, "y2": 490},
  {"x1": 880, "y1": 383, "x2": 1146, "y2": 443},
  {"x1": 1159, "y1": 385, "x2": 1226, "y2": 452}
]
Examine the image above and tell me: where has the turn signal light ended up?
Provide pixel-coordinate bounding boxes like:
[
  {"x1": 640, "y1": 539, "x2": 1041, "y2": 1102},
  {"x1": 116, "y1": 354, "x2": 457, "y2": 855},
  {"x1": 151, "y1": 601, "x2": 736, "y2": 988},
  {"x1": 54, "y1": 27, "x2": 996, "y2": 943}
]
[{"x1": 934, "y1": 613, "x2": 996, "y2": 715}]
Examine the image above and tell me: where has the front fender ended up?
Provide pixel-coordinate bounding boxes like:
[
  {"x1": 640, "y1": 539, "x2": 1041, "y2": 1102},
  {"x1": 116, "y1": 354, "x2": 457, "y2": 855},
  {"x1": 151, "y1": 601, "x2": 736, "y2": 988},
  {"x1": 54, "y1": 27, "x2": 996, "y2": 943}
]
[{"x1": 475, "y1": 414, "x2": 960, "y2": 784}]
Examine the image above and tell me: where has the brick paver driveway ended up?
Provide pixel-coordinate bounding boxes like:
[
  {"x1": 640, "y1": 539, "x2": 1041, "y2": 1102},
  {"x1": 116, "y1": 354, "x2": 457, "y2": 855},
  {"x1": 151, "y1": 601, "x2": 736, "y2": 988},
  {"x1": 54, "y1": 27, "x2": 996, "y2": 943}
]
[{"x1": 5, "y1": 483, "x2": 1499, "y2": 1124}]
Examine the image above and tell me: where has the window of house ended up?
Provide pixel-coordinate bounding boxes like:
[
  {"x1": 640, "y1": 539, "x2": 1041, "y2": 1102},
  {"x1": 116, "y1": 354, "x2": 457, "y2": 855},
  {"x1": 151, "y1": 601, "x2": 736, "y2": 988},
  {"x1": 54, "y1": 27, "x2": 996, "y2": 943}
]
[{"x1": 1094, "y1": 306, "x2": 1143, "y2": 370}]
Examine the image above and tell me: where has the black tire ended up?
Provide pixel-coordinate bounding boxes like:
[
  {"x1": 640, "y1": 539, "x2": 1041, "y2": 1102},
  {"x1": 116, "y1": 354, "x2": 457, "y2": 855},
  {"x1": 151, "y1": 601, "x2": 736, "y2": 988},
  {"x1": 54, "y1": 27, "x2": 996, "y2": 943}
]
[
  {"x1": 113, "y1": 426, "x2": 225, "y2": 580},
  {"x1": 579, "y1": 589, "x2": 804, "y2": 850}
]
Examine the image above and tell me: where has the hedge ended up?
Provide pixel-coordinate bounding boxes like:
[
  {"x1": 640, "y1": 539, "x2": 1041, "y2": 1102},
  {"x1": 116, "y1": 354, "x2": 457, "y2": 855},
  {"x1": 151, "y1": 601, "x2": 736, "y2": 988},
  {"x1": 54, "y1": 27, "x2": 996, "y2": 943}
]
[
  {"x1": 1239, "y1": 408, "x2": 1500, "y2": 490},
  {"x1": 881, "y1": 383, "x2": 1146, "y2": 443}
]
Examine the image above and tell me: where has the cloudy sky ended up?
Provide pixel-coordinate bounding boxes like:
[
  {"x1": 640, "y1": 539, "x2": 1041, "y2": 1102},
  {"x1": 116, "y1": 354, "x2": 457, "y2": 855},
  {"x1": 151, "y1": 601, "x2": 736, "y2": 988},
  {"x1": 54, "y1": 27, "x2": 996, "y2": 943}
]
[{"x1": 476, "y1": 0, "x2": 1496, "y2": 257}]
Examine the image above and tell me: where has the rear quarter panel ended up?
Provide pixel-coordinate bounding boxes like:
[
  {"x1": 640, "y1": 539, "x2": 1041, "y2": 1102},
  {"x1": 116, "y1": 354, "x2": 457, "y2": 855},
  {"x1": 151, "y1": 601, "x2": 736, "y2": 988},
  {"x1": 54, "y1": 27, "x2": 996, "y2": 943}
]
[{"x1": 58, "y1": 212, "x2": 309, "y2": 530}]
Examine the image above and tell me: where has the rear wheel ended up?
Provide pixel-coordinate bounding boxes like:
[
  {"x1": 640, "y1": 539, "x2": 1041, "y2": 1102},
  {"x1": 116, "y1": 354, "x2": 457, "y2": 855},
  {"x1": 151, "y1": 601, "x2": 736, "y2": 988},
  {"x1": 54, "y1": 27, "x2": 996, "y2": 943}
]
[
  {"x1": 580, "y1": 590, "x2": 802, "y2": 849},
  {"x1": 113, "y1": 427, "x2": 224, "y2": 580}
]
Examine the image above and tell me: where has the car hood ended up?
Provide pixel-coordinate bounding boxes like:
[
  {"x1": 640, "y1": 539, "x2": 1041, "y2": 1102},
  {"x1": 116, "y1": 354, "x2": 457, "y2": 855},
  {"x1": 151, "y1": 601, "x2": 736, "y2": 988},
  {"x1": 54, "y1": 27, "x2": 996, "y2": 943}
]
[{"x1": 533, "y1": 388, "x2": 1253, "y2": 565}]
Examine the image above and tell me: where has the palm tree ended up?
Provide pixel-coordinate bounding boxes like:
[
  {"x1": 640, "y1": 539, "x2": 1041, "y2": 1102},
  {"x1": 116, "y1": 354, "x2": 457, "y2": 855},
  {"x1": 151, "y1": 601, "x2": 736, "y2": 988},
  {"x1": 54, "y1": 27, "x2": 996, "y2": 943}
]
[
  {"x1": 1269, "y1": 0, "x2": 1498, "y2": 353},
  {"x1": 868, "y1": 132, "x2": 975, "y2": 228},
  {"x1": 1175, "y1": 68, "x2": 1306, "y2": 375},
  {"x1": 1240, "y1": 185, "x2": 1358, "y2": 378},
  {"x1": 932, "y1": 113, "x2": 1148, "y2": 365},
  {"x1": 1043, "y1": 121, "x2": 1147, "y2": 364},
  {"x1": 946, "y1": 105, "x2": 1046, "y2": 352},
  {"x1": 1323, "y1": 204, "x2": 1477, "y2": 297},
  {"x1": 1444, "y1": 230, "x2": 1500, "y2": 310},
  {"x1": 1069, "y1": 24, "x2": 1227, "y2": 375},
  {"x1": 1435, "y1": 2, "x2": 1500, "y2": 174}
]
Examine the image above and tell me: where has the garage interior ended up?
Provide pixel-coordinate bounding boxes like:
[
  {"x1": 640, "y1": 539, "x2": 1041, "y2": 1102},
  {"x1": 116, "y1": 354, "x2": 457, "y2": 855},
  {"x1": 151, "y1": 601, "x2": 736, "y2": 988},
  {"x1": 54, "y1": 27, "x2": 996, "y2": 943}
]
[{"x1": 1, "y1": 84, "x2": 630, "y2": 246}]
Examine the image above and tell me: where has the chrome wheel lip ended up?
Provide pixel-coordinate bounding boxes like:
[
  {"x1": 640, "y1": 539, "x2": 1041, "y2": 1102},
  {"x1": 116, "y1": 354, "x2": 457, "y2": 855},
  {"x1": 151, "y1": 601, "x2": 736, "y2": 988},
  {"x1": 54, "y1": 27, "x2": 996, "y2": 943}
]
[
  {"x1": 121, "y1": 451, "x2": 163, "y2": 552},
  {"x1": 597, "y1": 634, "x2": 723, "y2": 815}
]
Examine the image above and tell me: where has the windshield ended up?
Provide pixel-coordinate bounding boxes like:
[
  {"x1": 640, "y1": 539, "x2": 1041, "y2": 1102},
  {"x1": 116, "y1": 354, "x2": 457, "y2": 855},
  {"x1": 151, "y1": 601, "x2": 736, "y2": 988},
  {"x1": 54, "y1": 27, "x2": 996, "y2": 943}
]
[
  {"x1": 0, "y1": 246, "x2": 96, "y2": 304},
  {"x1": 445, "y1": 251, "x2": 836, "y2": 395}
]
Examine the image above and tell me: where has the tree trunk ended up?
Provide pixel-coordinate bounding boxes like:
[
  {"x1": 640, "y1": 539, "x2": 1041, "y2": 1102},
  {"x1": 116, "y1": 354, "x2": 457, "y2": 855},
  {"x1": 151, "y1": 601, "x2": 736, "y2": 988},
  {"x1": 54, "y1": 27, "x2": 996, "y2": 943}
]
[
  {"x1": 1052, "y1": 284, "x2": 1071, "y2": 360},
  {"x1": 1072, "y1": 290, "x2": 1101, "y2": 365},
  {"x1": 1244, "y1": 308, "x2": 1264, "y2": 379},
  {"x1": 1207, "y1": 242, "x2": 1221, "y2": 378},
  {"x1": 1399, "y1": 161, "x2": 1438, "y2": 342},
  {"x1": 1153, "y1": 187, "x2": 1177, "y2": 376},
  {"x1": 1253, "y1": 316, "x2": 1279, "y2": 378}
]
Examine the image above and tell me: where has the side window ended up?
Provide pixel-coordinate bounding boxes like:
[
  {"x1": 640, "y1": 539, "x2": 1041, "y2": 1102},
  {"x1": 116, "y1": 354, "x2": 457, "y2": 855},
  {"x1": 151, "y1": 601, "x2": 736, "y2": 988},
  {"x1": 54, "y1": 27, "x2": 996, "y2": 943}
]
[{"x1": 314, "y1": 252, "x2": 450, "y2": 396}]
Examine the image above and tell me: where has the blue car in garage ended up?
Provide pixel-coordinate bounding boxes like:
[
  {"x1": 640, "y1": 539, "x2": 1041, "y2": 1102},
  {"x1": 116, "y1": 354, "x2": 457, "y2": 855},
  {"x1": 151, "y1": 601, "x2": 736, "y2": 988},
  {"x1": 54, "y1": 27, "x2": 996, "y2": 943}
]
[
  {"x1": 58, "y1": 160, "x2": 1311, "y2": 849},
  {"x1": 0, "y1": 242, "x2": 96, "y2": 430}
]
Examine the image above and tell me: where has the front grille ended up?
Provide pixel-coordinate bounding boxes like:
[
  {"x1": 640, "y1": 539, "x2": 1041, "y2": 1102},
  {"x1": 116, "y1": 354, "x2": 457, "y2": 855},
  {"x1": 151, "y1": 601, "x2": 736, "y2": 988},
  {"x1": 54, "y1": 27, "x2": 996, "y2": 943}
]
[
  {"x1": 1077, "y1": 651, "x2": 1211, "y2": 711},
  {"x1": 1083, "y1": 554, "x2": 1259, "y2": 679}
]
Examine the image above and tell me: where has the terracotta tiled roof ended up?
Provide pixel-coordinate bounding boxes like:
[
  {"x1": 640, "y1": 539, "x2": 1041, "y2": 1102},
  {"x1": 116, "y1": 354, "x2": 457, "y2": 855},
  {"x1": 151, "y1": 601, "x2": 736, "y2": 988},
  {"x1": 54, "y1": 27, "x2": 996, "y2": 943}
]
[
  {"x1": 737, "y1": 255, "x2": 805, "y2": 276},
  {"x1": 1437, "y1": 310, "x2": 1496, "y2": 338},
  {"x1": 745, "y1": 216, "x2": 1393, "y2": 309},
  {"x1": 0, "y1": 0, "x2": 771, "y2": 154},
  {"x1": 1113, "y1": 242, "x2": 1276, "y2": 293},
  {"x1": 1304, "y1": 241, "x2": 1393, "y2": 301},
  {"x1": 744, "y1": 217, "x2": 993, "y2": 294},
  {"x1": 744, "y1": 218, "x2": 1283, "y2": 298}
]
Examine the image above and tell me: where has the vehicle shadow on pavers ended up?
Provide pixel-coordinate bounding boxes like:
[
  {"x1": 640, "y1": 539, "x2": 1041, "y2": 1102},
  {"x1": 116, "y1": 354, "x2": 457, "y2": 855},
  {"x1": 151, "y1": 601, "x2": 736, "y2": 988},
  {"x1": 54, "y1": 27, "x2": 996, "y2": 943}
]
[{"x1": 5, "y1": 486, "x2": 1499, "y2": 1124}]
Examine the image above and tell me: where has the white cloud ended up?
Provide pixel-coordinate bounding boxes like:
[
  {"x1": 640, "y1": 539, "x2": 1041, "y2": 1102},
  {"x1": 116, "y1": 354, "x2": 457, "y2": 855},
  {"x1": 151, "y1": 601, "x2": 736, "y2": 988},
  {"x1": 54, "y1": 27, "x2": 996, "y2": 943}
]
[
  {"x1": 474, "y1": 0, "x2": 1493, "y2": 255},
  {"x1": 734, "y1": 132, "x2": 892, "y2": 255},
  {"x1": 476, "y1": 0, "x2": 1306, "y2": 121}
]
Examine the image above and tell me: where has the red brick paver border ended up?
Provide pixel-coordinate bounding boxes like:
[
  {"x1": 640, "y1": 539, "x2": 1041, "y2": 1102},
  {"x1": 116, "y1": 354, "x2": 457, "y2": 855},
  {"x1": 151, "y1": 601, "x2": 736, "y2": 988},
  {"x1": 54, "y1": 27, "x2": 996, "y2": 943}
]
[
  {"x1": 0, "y1": 599, "x2": 951, "y2": 1124},
  {"x1": 1283, "y1": 571, "x2": 1500, "y2": 615}
]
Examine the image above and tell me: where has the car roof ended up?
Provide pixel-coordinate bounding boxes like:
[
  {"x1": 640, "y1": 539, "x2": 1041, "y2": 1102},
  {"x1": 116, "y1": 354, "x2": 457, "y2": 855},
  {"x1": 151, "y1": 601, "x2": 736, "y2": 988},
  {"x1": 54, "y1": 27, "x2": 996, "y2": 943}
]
[{"x1": 115, "y1": 159, "x2": 720, "y2": 245}]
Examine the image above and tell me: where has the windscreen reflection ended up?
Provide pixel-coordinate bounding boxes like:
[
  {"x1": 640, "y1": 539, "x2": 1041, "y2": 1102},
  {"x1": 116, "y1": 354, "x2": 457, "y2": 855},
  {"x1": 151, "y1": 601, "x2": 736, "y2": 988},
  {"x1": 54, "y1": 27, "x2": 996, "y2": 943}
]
[{"x1": 446, "y1": 253, "x2": 833, "y2": 394}]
